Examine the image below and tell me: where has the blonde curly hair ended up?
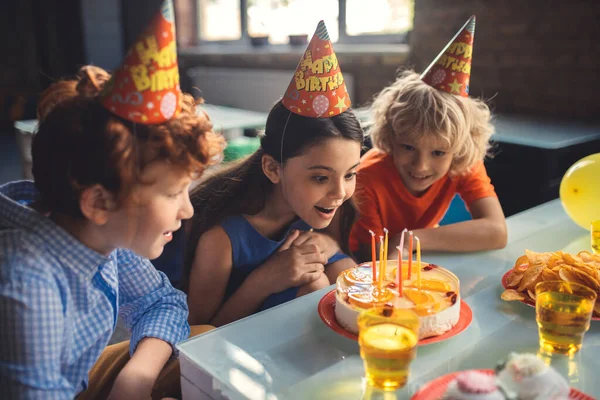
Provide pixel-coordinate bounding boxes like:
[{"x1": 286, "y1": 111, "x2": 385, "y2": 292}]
[{"x1": 369, "y1": 70, "x2": 494, "y2": 176}]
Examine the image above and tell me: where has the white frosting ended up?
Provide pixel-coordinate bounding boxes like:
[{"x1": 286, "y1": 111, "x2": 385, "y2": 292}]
[
  {"x1": 335, "y1": 292, "x2": 460, "y2": 339},
  {"x1": 443, "y1": 380, "x2": 505, "y2": 400},
  {"x1": 496, "y1": 358, "x2": 570, "y2": 400}
]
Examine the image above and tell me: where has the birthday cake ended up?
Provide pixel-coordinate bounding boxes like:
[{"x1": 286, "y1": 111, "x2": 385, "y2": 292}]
[{"x1": 334, "y1": 260, "x2": 461, "y2": 339}]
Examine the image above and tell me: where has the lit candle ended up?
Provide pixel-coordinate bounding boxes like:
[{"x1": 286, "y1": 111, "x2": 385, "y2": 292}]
[
  {"x1": 408, "y1": 231, "x2": 413, "y2": 280},
  {"x1": 369, "y1": 230, "x2": 377, "y2": 283},
  {"x1": 415, "y1": 236, "x2": 422, "y2": 291},
  {"x1": 383, "y1": 228, "x2": 389, "y2": 284},
  {"x1": 396, "y1": 246, "x2": 403, "y2": 297},
  {"x1": 379, "y1": 236, "x2": 384, "y2": 291}
]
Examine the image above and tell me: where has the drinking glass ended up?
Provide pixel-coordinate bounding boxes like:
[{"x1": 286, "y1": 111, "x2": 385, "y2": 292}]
[
  {"x1": 535, "y1": 280, "x2": 596, "y2": 355},
  {"x1": 591, "y1": 220, "x2": 600, "y2": 254},
  {"x1": 357, "y1": 308, "x2": 419, "y2": 391}
]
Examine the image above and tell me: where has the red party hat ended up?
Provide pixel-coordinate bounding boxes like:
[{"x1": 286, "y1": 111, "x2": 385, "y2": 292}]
[
  {"x1": 100, "y1": 0, "x2": 181, "y2": 124},
  {"x1": 281, "y1": 20, "x2": 351, "y2": 118},
  {"x1": 421, "y1": 16, "x2": 476, "y2": 97}
]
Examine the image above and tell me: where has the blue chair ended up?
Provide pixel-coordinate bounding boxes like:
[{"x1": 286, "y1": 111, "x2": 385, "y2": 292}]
[{"x1": 439, "y1": 194, "x2": 472, "y2": 225}]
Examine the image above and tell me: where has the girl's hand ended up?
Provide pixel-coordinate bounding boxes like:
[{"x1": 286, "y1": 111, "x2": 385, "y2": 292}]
[
  {"x1": 291, "y1": 230, "x2": 341, "y2": 259},
  {"x1": 256, "y1": 230, "x2": 328, "y2": 294}
]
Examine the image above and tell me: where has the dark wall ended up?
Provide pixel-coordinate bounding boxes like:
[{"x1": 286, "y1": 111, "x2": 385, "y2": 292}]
[
  {"x1": 0, "y1": 0, "x2": 85, "y2": 126},
  {"x1": 121, "y1": 0, "x2": 166, "y2": 49},
  {"x1": 410, "y1": 0, "x2": 600, "y2": 119}
]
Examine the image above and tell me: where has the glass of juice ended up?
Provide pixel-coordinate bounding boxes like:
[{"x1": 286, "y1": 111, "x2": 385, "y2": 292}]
[
  {"x1": 535, "y1": 280, "x2": 597, "y2": 355},
  {"x1": 591, "y1": 220, "x2": 600, "y2": 254},
  {"x1": 357, "y1": 307, "x2": 420, "y2": 391}
]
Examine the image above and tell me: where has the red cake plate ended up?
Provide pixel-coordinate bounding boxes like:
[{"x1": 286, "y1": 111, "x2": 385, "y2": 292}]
[
  {"x1": 501, "y1": 270, "x2": 600, "y2": 321},
  {"x1": 410, "y1": 369, "x2": 594, "y2": 400},
  {"x1": 317, "y1": 289, "x2": 472, "y2": 345}
]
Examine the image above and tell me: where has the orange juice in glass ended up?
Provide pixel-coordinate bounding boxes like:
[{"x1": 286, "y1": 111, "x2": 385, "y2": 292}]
[
  {"x1": 536, "y1": 281, "x2": 596, "y2": 355},
  {"x1": 591, "y1": 220, "x2": 600, "y2": 254},
  {"x1": 357, "y1": 308, "x2": 419, "y2": 391}
]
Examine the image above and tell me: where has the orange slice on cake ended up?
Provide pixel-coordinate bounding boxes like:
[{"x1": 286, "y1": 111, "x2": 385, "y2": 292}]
[
  {"x1": 408, "y1": 279, "x2": 452, "y2": 292},
  {"x1": 343, "y1": 264, "x2": 373, "y2": 285},
  {"x1": 349, "y1": 289, "x2": 394, "y2": 309},
  {"x1": 403, "y1": 289, "x2": 440, "y2": 316}
]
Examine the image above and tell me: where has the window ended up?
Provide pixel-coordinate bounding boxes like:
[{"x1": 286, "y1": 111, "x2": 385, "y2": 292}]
[{"x1": 196, "y1": 0, "x2": 413, "y2": 44}]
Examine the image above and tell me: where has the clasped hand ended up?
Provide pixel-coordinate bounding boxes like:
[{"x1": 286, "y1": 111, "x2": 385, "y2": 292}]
[{"x1": 259, "y1": 230, "x2": 328, "y2": 294}]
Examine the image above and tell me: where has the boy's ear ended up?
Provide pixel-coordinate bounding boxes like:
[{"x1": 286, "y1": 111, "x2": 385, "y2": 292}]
[
  {"x1": 262, "y1": 154, "x2": 281, "y2": 184},
  {"x1": 79, "y1": 184, "x2": 117, "y2": 225}
]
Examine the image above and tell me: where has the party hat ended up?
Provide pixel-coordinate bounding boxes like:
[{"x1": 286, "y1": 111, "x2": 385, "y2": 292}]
[
  {"x1": 281, "y1": 20, "x2": 351, "y2": 117},
  {"x1": 421, "y1": 16, "x2": 476, "y2": 97},
  {"x1": 100, "y1": 0, "x2": 181, "y2": 124}
]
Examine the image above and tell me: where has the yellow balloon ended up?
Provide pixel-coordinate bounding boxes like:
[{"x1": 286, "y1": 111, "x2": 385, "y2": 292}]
[{"x1": 559, "y1": 153, "x2": 600, "y2": 230}]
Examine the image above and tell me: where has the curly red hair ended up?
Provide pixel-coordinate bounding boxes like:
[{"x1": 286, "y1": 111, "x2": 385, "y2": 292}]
[{"x1": 33, "y1": 65, "x2": 225, "y2": 217}]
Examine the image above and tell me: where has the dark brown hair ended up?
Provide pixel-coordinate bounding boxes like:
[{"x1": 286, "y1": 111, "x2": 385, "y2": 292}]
[
  {"x1": 182, "y1": 101, "x2": 364, "y2": 291},
  {"x1": 32, "y1": 65, "x2": 224, "y2": 217}
]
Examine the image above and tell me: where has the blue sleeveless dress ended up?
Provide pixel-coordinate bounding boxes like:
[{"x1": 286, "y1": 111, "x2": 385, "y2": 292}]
[{"x1": 221, "y1": 215, "x2": 348, "y2": 310}]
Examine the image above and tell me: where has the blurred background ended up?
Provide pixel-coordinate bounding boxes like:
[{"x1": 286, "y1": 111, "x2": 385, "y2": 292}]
[{"x1": 2, "y1": 0, "x2": 600, "y2": 218}]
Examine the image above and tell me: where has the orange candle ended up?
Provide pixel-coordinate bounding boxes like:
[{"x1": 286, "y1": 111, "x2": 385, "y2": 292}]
[
  {"x1": 369, "y1": 230, "x2": 377, "y2": 282},
  {"x1": 408, "y1": 231, "x2": 413, "y2": 279},
  {"x1": 415, "y1": 236, "x2": 422, "y2": 291},
  {"x1": 396, "y1": 246, "x2": 403, "y2": 296}
]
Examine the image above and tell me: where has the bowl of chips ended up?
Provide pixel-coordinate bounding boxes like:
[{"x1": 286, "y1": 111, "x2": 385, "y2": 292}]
[{"x1": 501, "y1": 249, "x2": 600, "y2": 319}]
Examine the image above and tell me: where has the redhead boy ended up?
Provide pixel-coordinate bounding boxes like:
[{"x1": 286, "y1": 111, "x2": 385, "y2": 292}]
[{"x1": 0, "y1": 2, "x2": 224, "y2": 397}]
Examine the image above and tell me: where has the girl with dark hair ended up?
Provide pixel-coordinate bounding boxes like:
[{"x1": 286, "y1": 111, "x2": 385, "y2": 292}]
[{"x1": 184, "y1": 21, "x2": 364, "y2": 326}]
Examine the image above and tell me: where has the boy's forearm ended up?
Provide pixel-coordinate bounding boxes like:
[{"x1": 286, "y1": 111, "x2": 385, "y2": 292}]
[
  {"x1": 413, "y1": 219, "x2": 507, "y2": 252},
  {"x1": 109, "y1": 337, "x2": 173, "y2": 399},
  {"x1": 129, "y1": 337, "x2": 173, "y2": 378},
  {"x1": 209, "y1": 271, "x2": 270, "y2": 327}
]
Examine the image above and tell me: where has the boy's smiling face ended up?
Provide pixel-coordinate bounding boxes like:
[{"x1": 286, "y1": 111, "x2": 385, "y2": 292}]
[
  {"x1": 392, "y1": 134, "x2": 454, "y2": 197},
  {"x1": 106, "y1": 162, "x2": 195, "y2": 259}
]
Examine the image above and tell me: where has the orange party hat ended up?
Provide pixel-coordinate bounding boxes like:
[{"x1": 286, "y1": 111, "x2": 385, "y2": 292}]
[
  {"x1": 421, "y1": 15, "x2": 476, "y2": 97},
  {"x1": 281, "y1": 20, "x2": 351, "y2": 118},
  {"x1": 100, "y1": 0, "x2": 181, "y2": 124}
]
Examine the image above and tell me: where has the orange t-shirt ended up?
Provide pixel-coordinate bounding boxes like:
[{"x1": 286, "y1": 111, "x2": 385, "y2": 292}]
[{"x1": 349, "y1": 149, "x2": 497, "y2": 252}]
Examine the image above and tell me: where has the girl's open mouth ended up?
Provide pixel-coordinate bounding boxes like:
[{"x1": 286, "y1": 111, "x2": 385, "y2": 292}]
[{"x1": 315, "y1": 205, "x2": 335, "y2": 214}]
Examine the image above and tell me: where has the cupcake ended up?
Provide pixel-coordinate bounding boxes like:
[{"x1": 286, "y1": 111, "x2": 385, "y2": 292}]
[
  {"x1": 495, "y1": 353, "x2": 569, "y2": 400},
  {"x1": 442, "y1": 371, "x2": 504, "y2": 400}
]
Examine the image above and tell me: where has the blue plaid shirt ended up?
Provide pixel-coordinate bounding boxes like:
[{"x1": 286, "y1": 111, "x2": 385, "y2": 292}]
[{"x1": 0, "y1": 181, "x2": 190, "y2": 398}]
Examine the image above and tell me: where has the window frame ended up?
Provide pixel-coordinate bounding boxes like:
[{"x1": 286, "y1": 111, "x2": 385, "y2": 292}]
[{"x1": 194, "y1": 0, "x2": 410, "y2": 45}]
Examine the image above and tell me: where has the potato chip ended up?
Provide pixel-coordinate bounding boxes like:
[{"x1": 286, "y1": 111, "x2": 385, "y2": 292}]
[
  {"x1": 518, "y1": 263, "x2": 545, "y2": 292},
  {"x1": 558, "y1": 267, "x2": 578, "y2": 284},
  {"x1": 506, "y1": 271, "x2": 524, "y2": 288},
  {"x1": 572, "y1": 269, "x2": 600, "y2": 291},
  {"x1": 541, "y1": 268, "x2": 560, "y2": 281},
  {"x1": 562, "y1": 253, "x2": 586, "y2": 269},
  {"x1": 504, "y1": 249, "x2": 600, "y2": 313},
  {"x1": 501, "y1": 289, "x2": 526, "y2": 301},
  {"x1": 514, "y1": 255, "x2": 529, "y2": 269},
  {"x1": 525, "y1": 249, "x2": 552, "y2": 266},
  {"x1": 546, "y1": 255, "x2": 564, "y2": 269}
]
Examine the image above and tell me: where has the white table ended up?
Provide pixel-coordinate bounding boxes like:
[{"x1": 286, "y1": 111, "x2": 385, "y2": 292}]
[
  {"x1": 13, "y1": 104, "x2": 269, "y2": 179},
  {"x1": 177, "y1": 199, "x2": 600, "y2": 399}
]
